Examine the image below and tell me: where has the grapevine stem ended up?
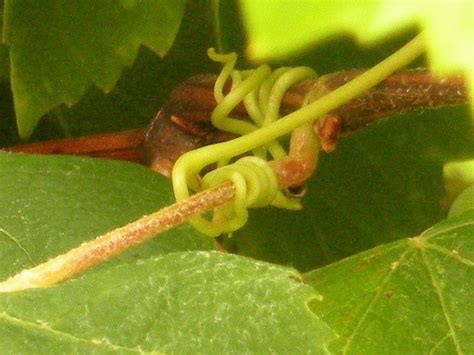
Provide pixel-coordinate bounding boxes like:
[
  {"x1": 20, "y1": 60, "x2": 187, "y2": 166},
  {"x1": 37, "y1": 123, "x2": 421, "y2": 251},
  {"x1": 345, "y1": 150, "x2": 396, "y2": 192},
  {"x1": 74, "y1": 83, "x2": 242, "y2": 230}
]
[
  {"x1": 172, "y1": 33, "x2": 426, "y2": 209},
  {"x1": 0, "y1": 182, "x2": 235, "y2": 292},
  {"x1": 0, "y1": 33, "x2": 426, "y2": 292},
  {"x1": 175, "y1": 34, "x2": 425, "y2": 186}
]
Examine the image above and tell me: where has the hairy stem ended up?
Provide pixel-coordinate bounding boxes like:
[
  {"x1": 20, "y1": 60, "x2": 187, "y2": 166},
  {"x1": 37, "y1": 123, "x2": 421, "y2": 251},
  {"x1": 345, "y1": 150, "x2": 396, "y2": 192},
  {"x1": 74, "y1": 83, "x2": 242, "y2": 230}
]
[{"x1": 0, "y1": 182, "x2": 235, "y2": 292}]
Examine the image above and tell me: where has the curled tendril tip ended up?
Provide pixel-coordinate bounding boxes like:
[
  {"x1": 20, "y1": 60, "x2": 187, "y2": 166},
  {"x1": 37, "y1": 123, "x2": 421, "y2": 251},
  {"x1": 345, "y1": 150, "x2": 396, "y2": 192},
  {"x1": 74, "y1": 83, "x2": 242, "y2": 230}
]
[{"x1": 172, "y1": 48, "x2": 317, "y2": 236}]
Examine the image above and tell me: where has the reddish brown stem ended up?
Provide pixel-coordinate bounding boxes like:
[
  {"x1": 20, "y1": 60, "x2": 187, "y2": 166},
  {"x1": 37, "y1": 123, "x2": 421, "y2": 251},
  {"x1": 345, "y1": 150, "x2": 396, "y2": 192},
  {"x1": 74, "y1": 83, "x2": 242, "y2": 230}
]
[
  {"x1": 310, "y1": 69, "x2": 467, "y2": 151},
  {"x1": 0, "y1": 68, "x2": 468, "y2": 291},
  {"x1": 6, "y1": 129, "x2": 145, "y2": 162},
  {"x1": 4, "y1": 69, "x2": 468, "y2": 175}
]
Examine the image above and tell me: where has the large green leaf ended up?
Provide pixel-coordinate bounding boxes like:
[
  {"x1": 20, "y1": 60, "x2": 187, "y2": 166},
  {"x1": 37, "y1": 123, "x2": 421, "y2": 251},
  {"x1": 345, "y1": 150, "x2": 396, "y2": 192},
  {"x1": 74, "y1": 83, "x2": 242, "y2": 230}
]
[
  {"x1": 304, "y1": 210, "x2": 474, "y2": 353},
  {"x1": 0, "y1": 153, "x2": 213, "y2": 279},
  {"x1": 0, "y1": 251, "x2": 334, "y2": 353},
  {"x1": 0, "y1": 156, "x2": 334, "y2": 352},
  {"x1": 1, "y1": 153, "x2": 472, "y2": 352},
  {"x1": 2, "y1": 0, "x2": 185, "y2": 138}
]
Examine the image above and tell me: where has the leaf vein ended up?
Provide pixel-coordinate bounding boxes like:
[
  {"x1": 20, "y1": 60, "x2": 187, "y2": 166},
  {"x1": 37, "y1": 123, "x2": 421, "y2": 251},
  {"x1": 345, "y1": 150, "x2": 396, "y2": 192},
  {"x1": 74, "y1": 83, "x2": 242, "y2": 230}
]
[
  {"x1": 0, "y1": 227, "x2": 35, "y2": 265},
  {"x1": 420, "y1": 249, "x2": 463, "y2": 355},
  {"x1": 342, "y1": 247, "x2": 413, "y2": 353},
  {"x1": 421, "y1": 241, "x2": 473, "y2": 268},
  {"x1": 429, "y1": 331, "x2": 451, "y2": 355},
  {"x1": 0, "y1": 311, "x2": 144, "y2": 353},
  {"x1": 421, "y1": 221, "x2": 474, "y2": 241}
]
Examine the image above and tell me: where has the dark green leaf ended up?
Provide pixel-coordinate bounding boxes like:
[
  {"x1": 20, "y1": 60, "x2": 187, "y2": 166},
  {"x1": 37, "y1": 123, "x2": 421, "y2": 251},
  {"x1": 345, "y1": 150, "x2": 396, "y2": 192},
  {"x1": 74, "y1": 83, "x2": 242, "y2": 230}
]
[
  {"x1": 0, "y1": 45, "x2": 8, "y2": 81},
  {"x1": 0, "y1": 1, "x2": 217, "y2": 145},
  {"x1": 226, "y1": 105, "x2": 473, "y2": 271},
  {"x1": 0, "y1": 153, "x2": 213, "y2": 279},
  {"x1": 304, "y1": 210, "x2": 474, "y2": 354},
  {"x1": 3, "y1": 0, "x2": 185, "y2": 138}
]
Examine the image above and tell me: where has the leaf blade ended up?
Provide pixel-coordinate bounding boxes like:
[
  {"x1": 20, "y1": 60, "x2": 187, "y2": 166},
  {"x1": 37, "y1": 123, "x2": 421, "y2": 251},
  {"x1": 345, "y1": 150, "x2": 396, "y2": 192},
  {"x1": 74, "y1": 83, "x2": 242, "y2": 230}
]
[
  {"x1": 0, "y1": 251, "x2": 335, "y2": 353},
  {"x1": 304, "y1": 211, "x2": 474, "y2": 353},
  {"x1": 3, "y1": 0, "x2": 185, "y2": 138},
  {"x1": 0, "y1": 153, "x2": 213, "y2": 279}
]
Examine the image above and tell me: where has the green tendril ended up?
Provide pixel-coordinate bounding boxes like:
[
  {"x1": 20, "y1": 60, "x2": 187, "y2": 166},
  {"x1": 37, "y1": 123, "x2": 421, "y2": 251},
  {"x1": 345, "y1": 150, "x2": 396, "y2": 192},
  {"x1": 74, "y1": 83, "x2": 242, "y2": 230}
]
[{"x1": 173, "y1": 34, "x2": 425, "y2": 237}]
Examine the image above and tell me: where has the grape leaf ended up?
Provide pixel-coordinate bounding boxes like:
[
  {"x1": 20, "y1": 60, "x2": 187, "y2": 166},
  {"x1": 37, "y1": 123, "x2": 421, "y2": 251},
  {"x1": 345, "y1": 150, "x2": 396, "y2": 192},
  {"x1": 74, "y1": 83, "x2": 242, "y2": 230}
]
[
  {"x1": 240, "y1": 0, "x2": 474, "y2": 106},
  {"x1": 1, "y1": 154, "x2": 471, "y2": 352},
  {"x1": 304, "y1": 210, "x2": 474, "y2": 354},
  {"x1": 0, "y1": 156, "x2": 335, "y2": 352},
  {"x1": 0, "y1": 251, "x2": 335, "y2": 353},
  {"x1": 0, "y1": 0, "x2": 217, "y2": 146},
  {"x1": 2, "y1": 0, "x2": 185, "y2": 138},
  {"x1": 0, "y1": 153, "x2": 213, "y2": 279}
]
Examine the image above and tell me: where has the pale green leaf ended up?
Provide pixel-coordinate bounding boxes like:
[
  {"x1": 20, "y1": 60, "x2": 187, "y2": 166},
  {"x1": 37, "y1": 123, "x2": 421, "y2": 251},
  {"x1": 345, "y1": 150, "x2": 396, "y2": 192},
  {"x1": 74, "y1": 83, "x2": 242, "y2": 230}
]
[
  {"x1": 449, "y1": 184, "x2": 474, "y2": 217},
  {"x1": 0, "y1": 153, "x2": 336, "y2": 352},
  {"x1": 0, "y1": 250, "x2": 335, "y2": 353},
  {"x1": 444, "y1": 159, "x2": 474, "y2": 210},
  {"x1": 240, "y1": 0, "x2": 473, "y2": 105}
]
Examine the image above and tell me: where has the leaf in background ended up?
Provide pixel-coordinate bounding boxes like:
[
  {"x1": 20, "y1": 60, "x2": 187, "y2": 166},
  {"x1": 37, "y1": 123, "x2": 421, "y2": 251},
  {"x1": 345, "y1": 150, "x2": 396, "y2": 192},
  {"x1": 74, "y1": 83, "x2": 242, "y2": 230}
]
[
  {"x1": 2, "y1": 0, "x2": 186, "y2": 138},
  {"x1": 0, "y1": 153, "x2": 213, "y2": 279},
  {"x1": 225, "y1": 105, "x2": 473, "y2": 271},
  {"x1": 304, "y1": 210, "x2": 474, "y2": 354},
  {"x1": 240, "y1": 0, "x2": 474, "y2": 105},
  {"x1": 0, "y1": 250, "x2": 335, "y2": 352},
  {"x1": 444, "y1": 159, "x2": 474, "y2": 211},
  {"x1": 0, "y1": 0, "x2": 217, "y2": 146},
  {"x1": 449, "y1": 184, "x2": 474, "y2": 217},
  {"x1": 0, "y1": 44, "x2": 8, "y2": 81}
]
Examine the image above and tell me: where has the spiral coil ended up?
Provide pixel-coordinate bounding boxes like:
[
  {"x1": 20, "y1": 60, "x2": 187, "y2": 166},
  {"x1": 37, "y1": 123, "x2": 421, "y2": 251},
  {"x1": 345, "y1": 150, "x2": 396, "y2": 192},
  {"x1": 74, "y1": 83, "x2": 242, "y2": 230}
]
[{"x1": 172, "y1": 49, "x2": 317, "y2": 236}]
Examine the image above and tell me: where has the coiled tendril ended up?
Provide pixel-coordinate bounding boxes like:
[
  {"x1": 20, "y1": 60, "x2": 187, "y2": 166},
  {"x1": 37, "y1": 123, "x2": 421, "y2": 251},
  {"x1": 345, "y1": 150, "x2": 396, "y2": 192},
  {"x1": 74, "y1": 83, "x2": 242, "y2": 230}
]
[
  {"x1": 0, "y1": 35, "x2": 426, "y2": 291},
  {"x1": 172, "y1": 48, "x2": 317, "y2": 237}
]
